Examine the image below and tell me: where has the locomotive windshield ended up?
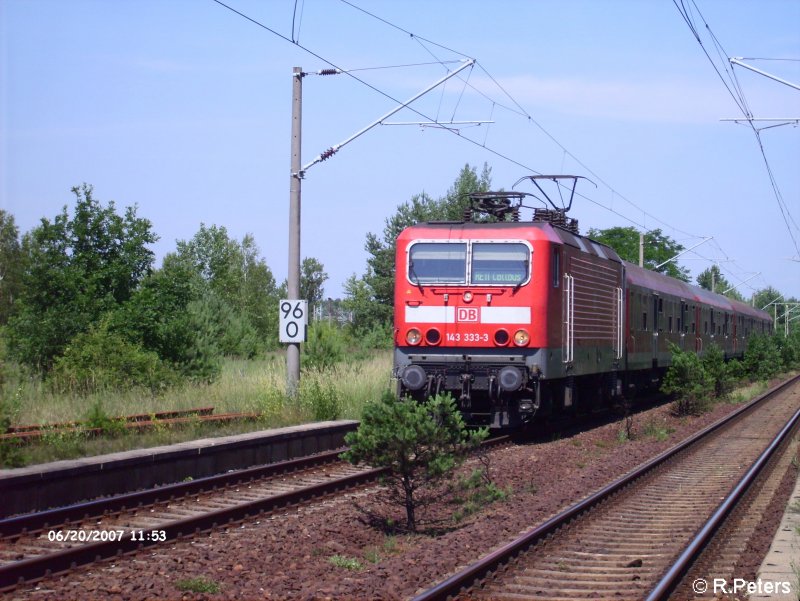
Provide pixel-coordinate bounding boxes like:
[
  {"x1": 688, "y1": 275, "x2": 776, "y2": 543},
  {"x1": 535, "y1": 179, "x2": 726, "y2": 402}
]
[
  {"x1": 471, "y1": 243, "x2": 529, "y2": 285},
  {"x1": 408, "y1": 241, "x2": 530, "y2": 286},
  {"x1": 408, "y1": 243, "x2": 467, "y2": 284}
]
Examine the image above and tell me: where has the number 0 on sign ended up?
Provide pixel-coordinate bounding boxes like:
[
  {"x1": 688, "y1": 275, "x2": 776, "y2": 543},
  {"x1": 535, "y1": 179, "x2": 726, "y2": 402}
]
[{"x1": 279, "y1": 300, "x2": 307, "y2": 343}]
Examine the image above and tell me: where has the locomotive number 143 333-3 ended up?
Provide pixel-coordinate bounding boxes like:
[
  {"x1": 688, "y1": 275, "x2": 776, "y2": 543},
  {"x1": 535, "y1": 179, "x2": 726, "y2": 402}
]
[{"x1": 446, "y1": 332, "x2": 489, "y2": 343}]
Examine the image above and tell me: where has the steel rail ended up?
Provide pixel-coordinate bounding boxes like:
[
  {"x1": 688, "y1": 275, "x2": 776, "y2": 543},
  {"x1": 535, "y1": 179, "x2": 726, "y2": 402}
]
[
  {"x1": 645, "y1": 403, "x2": 800, "y2": 601},
  {"x1": 411, "y1": 374, "x2": 800, "y2": 601}
]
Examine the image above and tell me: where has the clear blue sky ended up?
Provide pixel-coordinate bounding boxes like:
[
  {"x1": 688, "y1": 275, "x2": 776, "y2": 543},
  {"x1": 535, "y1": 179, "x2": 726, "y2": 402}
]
[{"x1": 2, "y1": 0, "x2": 799, "y2": 302}]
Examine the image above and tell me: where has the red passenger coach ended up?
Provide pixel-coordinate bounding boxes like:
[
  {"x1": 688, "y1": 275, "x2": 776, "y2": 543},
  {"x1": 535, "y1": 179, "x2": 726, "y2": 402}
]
[{"x1": 392, "y1": 183, "x2": 773, "y2": 428}]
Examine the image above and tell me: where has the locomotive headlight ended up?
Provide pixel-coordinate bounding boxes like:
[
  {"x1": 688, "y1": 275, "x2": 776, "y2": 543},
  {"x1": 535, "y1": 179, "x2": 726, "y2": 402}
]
[
  {"x1": 406, "y1": 328, "x2": 422, "y2": 345},
  {"x1": 463, "y1": 291, "x2": 473, "y2": 303},
  {"x1": 513, "y1": 329, "x2": 530, "y2": 346}
]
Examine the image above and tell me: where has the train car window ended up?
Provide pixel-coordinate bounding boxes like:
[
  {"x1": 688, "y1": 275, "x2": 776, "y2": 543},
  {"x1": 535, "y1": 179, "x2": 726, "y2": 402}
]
[
  {"x1": 642, "y1": 312, "x2": 647, "y2": 331},
  {"x1": 471, "y1": 243, "x2": 529, "y2": 285},
  {"x1": 668, "y1": 316, "x2": 673, "y2": 333},
  {"x1": 704, "y1": 321, "x2": 708, "y2": 334},
  {"x1": 658, "y1": 298, "x2": 663, "y2": 314},
  {"x1": 408, "y1": 243, "x2": 467, "y2": 284},
  {"x1": 552, "y1": 249, "x2": 560, "y2": 288}
]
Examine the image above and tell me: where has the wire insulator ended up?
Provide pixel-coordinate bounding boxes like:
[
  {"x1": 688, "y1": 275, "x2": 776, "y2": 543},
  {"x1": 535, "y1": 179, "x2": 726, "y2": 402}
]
[
  {"x1": 318, "y1": 69, "x2": 340, "y2": 76},
  {"x1": 320, "y1": 148, "x2": 337, "y2": 161}
]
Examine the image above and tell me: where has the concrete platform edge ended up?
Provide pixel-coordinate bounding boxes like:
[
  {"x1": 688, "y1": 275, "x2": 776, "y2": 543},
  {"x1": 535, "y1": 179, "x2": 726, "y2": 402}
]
[{"x1": 0, "y1": 420, "x2": 358, "y2": 517}]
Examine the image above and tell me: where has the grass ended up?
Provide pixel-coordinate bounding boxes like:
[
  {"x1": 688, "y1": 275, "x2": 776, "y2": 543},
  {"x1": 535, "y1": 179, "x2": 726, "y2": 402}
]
[
  {"x1": 641, "y1": 418, "x2": 674, "y2": 442},
  {"x1": 328, "y1": 554, "x2": 363, "y2": 570},
  {"x1": 175, "y1": 577, "x2": 221, "y2": 594},
  {"x1": 727, "y1": 379, "x2": 768, "y2": 404},
  {"x1": 0, "y1": 350, "x2": 393, "y2": 467},
  {"x1": 6, "y1": 352, "x2": 392, "y2": 425},
  {"x1": 450, "y1": 468, "x2": 511, "y2": 523}
]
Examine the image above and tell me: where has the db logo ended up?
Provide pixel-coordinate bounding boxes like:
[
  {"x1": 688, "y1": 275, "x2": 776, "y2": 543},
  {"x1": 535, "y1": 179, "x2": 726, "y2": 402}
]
[{"x1": 457, "y1": 307, "x2": 479, "y2": 322}]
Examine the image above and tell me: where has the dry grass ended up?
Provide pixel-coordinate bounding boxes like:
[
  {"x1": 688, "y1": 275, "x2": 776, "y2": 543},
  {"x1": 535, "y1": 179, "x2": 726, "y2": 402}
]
[
  {"x1": 0, "y1": 351, "x2": 393, "y2": 466},
  {"x1": 6, "y1": 351, "x2": 392, "y2": 427}
]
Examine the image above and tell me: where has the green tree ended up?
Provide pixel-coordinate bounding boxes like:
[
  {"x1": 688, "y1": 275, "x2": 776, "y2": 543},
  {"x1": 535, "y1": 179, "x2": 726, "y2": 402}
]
[
  {"x1": 240, "y1": 235, "x2": 281, "y2": 347},
  {"x1": 341, "y1": 393, "x2": 486, "y2": 532},
  {"x1": 585, "y1": 226, "x2": 690, "y2": 282},
  {"x1": 175, "y1": 225, "x2": 280, "y2": 348},
  {"x1": 696, "y1": 265, "x2": 744, "y2": 301},
  {"x1": 300, "y1": 257, "x2": 328, "y2": 306},
  {"x1": 701, "y1": 343, "x2": 733, "y2": 399},
  {"x1": 743, "y1": 334, "x2": 782, "y2": 381},
  {"x1": 0, "y1": 210, "x2": 23, "y2": 325},
  {"x1": 7, "y1": 184, "x2": 157, "y2": 370},
  {"x1": 752, "y1": 286, "x2": 782, "y2": 315},
  {"x1": 109, "y1": 254, "x2": 224, "y2": 380},
  {"x1": 750, "y1": 287, "x2": 799, "y2": 334}
]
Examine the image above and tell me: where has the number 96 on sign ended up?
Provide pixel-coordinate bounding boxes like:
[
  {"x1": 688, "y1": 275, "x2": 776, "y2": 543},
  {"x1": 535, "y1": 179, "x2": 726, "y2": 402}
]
[{"x1": 279, "y1": 300, "x2": 307, "y2": 343}]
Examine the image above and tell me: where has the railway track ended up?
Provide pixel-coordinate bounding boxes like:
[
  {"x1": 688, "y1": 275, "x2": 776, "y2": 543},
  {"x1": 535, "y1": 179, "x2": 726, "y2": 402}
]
[
  {"x1": 0, "y1": 433, "x2": 512, "y2": 592},
  {"x1": 0, "y1": 448, "x2": 379, "y2": 591},
  {"x1": 413, "y1": 375, "x2": 800, "y2": 601}
]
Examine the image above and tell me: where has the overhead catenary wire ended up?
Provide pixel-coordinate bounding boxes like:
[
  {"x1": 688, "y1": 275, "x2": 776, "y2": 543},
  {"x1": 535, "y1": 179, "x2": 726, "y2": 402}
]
[
  {"x1": 337, "y1": 0, "x2": 709, "y2": 242},
  {"x1": 212, "y1": 0, "x2": 784, "y2": 296},
  {"x1": 672, "y1": 0, "x2": 800, "y2": 260},
  {"x1": 211, "y1": 0, "x2": 552, "y2": 178},
  {"x1": 213, "y1": 0, "x2": 706, "y2": 244}
]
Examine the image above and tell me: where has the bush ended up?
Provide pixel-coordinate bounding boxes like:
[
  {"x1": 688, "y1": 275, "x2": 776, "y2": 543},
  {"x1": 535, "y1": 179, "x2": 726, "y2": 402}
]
[
  {"x1": 725, "y1": 358, "x2": 746, "y2": 386},
  {"x1": 341, "y1": 392, "x2": 486, "y2": 531},
  {"x1": 743, "y1": 335, "x2": 783, "y2": 382},
  {"x1": 300, "y1": 378, "x2": 341, "y2": 421},
  {"x1": 702, "y1": 343, "x2": 734, "y2": 399},
  {"x1": 0, "y1": 371, "x2": 26, "y2": 467},
  {"x1": 84, "y1": 400, "x2": 127, "y2": 436},
  {"x1": 189, "y1": 293, "x2": 262, "y2": 359},
  {"x1": 50, "y1": 321, "x2": 176, "y2": 394},
  {"x1": 775, "y1": 333, "x2": 800, "y2": 371},
  {"x1": 303, "y1": 322, "x2": 346, "y2": 370},
  {"x1": 662, "y1": 343, "x2": 713, "y2": 415}
]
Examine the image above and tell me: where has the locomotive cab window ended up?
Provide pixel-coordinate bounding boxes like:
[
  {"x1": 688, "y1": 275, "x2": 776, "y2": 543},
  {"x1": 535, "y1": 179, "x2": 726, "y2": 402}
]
[
  {"x1": 408, "y1": 243, "x2": 467, "y2": 284},
  {"x1": 471, "y1": 243, "x2": 529, "y2": 285}
]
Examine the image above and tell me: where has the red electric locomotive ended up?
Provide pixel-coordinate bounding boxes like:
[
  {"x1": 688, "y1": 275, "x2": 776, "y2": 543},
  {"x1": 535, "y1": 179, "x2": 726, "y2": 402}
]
[{"x1": 392, "y1": 177, "x2": 772, "y2": 427}]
